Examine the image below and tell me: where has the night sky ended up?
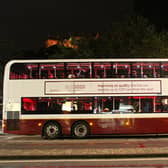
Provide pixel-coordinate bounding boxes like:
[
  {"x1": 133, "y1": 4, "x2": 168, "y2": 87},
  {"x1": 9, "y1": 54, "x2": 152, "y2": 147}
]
[
  {"x1": 1, "y1": 1, "x2": 168, "y2": 57},
  {"x1": 135, "y1": 1, "x2": 168, "y2": 30},
  {"x1": 0, "y1": 0, "x2": 133, "y2": 57}
]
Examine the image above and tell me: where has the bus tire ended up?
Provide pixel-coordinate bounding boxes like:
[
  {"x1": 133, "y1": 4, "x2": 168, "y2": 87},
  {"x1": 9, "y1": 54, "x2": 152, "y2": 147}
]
[
  {"x1": 42, "y1": 121, "x2": 61, "y2": 139},
  {"x1": 72, "y1": 121, "x2": 90, "y2": 138}
]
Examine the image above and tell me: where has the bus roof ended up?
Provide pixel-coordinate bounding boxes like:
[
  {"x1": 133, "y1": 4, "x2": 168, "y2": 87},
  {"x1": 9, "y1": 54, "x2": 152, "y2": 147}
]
[{"x1": 6, "y1": 58, "x2": 168, "y2": 65}]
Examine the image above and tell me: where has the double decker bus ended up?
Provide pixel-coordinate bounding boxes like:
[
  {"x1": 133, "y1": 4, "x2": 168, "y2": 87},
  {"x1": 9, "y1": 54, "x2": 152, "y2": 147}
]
[{"x1": 2, "y1": 59, "x2": 168, "y2": 139}]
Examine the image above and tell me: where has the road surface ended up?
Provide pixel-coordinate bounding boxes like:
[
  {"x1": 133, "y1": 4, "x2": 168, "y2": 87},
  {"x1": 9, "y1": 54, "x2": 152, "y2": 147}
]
[{"x1": 1, "y1": 133, "x2": 168, "y2": 167}]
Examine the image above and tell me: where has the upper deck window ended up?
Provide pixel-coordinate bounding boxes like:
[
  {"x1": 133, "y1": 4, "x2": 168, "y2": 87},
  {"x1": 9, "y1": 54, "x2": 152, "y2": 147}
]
[
  {"x1": 66, "y1": 62, "x2": 91, "y2": 78},
  {"x1": 93, "y1": 63, "x2": 113, "y2": 78},
  {"x1": 132, "y1": 63, "x2": 160, "y2": 78},
  {"x1": 39, "y1": 63, "x2": 65, "y2": 79},
  {"x1": 9, "y1": 61, "x2": 168, "y2": 79},
  {"x1": 161, "y1": 63, "x2": 168, "y2": 77},
  {"x1": 27, "y1": 64, "x2": 39, "y2": 79},
  {"x1": 112, "y1": 63, "x2": 131, "y2": 78},
  {"x1": 10, "y1": 63, "x2": 30, "y2": 79}
]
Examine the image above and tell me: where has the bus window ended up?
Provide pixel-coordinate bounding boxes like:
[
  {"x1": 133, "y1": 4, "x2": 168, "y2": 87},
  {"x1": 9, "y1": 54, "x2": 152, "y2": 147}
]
[
  {"x1": 77, "y1": 63, "x2": 91, "y2": 78},
  {"x1": 132, "y1": 96, "x2": 156, "y2": 113},
  {"x1": 106, "y1": 63, "x2": 113, "y2": 78},
  {"x1": 10, "y1": 63, "x2": 29, "y2": 79},
  {"x1": 39, "y1": 63, "x2": 65, "y2": 79},
  {"x1": 112, "y1": 63, "x2": 130, "y2": 78},
  {"x1": 132, "y1": 97, "x2": 140, "y2": 112},
  {"x1": 79, "y1": 97, "x2": 93, "y2": 113},
  {"x1": 93, "y1": 63, "x2": 104, "y2": 78},
  {"x1": 97, "y1": 97, "x2": 134, "y2": 113},
  {"x1": 93, "y1": 63, "x2": 112, "y2": 78},
  {"x1": 132, "y1": 63, "x2": 142, "y2": 78},
  {"x1": 37, "y1": 97, "x2": 62, "y2": 114},
  {"x1": 141, "y1": 98, "x2": 153, "y2": 112},
  {"x1": 40, "y1": 64, "x2": 55, "y2": 79},
  {"x1": 62, "y1": 97, "x2": 93, "y2": 114},
  {"x1": 22, "y1": 98, "x2": 37, "y2": 112},
  {"x1": 77, "y1": 97, "x2": 93, "y2": 113},
  {"x1": 96, "y1": 96, "x2": 164, "y2": 113},
  {"x1": 98, "y1": 97, "x2": 113, "y2": 112},
  {"x1": 161, "y1": 63, "x2": 168, "y2": 78},
  {"x1": 55, "y1": 63, "x2": 65, "y2": 78},
  {"x1": 161, "y1": 97, "x2": 168, "y2": 112},
  {"x1": 22, "y1": 97, "x2": 63, "y2": 114},
  {"x1": 96, "y1": 97, "x2": 120, "y2": 113},
  {"x1": 27, "y1": 64, "x2": 39, "y2": 79},
  {"x1": 67, "y1": 63, "x2": 78, "y2": 78},
  {"x1": 142, "y1": 63, "x2": 153, "y2": 78},
  {"x1": 142, "y1": 63, "x2": 160, "y2": 78},
  {"x1": 132, "y1": 63, "x2": 160, "y2": 78},
  {"x1": 67, "y1": 63, "x2": 91, "y2": 78},
  {"x1": 117, "y1": 97, "x2": 134, "y2": 113},
  {"x1": 155, "y1": 97, "x2": 161, "y2": 112}
]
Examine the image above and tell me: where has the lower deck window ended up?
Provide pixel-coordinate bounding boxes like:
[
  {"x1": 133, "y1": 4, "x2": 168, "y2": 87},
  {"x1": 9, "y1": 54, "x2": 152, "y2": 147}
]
[{"x1": 21, "y1": 96, "x2": 168, "y2": 114}]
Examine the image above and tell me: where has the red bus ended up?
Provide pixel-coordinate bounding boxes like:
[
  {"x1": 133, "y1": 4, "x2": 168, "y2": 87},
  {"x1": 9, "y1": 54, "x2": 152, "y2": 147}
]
[{"x1": 2, "y1": 59, "x2": 168, "y2": 139}]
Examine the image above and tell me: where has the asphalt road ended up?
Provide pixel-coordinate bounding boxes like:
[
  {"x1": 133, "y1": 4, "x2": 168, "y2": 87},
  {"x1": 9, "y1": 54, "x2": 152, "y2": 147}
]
[
  {"x1": 1, "y1": 134, "x2": 168, "y2": 159},
  {"x1": 1, "y1": 133, "x2": 168, "y2": 167}
]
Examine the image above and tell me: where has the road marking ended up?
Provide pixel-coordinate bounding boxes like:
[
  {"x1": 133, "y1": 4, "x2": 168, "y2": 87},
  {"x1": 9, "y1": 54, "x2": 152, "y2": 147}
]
[{"x1": 1, "y1": 157, "x2": 168, "y2": 163}]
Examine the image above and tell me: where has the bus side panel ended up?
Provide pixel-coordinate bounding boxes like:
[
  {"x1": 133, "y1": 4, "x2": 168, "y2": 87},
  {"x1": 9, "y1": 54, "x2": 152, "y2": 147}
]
[
  {"x1": 3, "y1": 120, "x2": 43, "y2": 135},
  {"x1": 3, "y1": 117, "x2": 168, "y2": 136},
  {"x1": 90, "y1": 118, "x2": 157, "y2": 135}
]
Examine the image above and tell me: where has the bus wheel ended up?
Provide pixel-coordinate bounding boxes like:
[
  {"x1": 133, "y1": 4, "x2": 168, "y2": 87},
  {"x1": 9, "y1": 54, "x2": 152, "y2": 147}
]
[
  {"x1": 43, "y1": 122, "x2": 61, "y2": 139},
  {"x1": 72, "y1": 121, "x2": 89, "y2": 138}
]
